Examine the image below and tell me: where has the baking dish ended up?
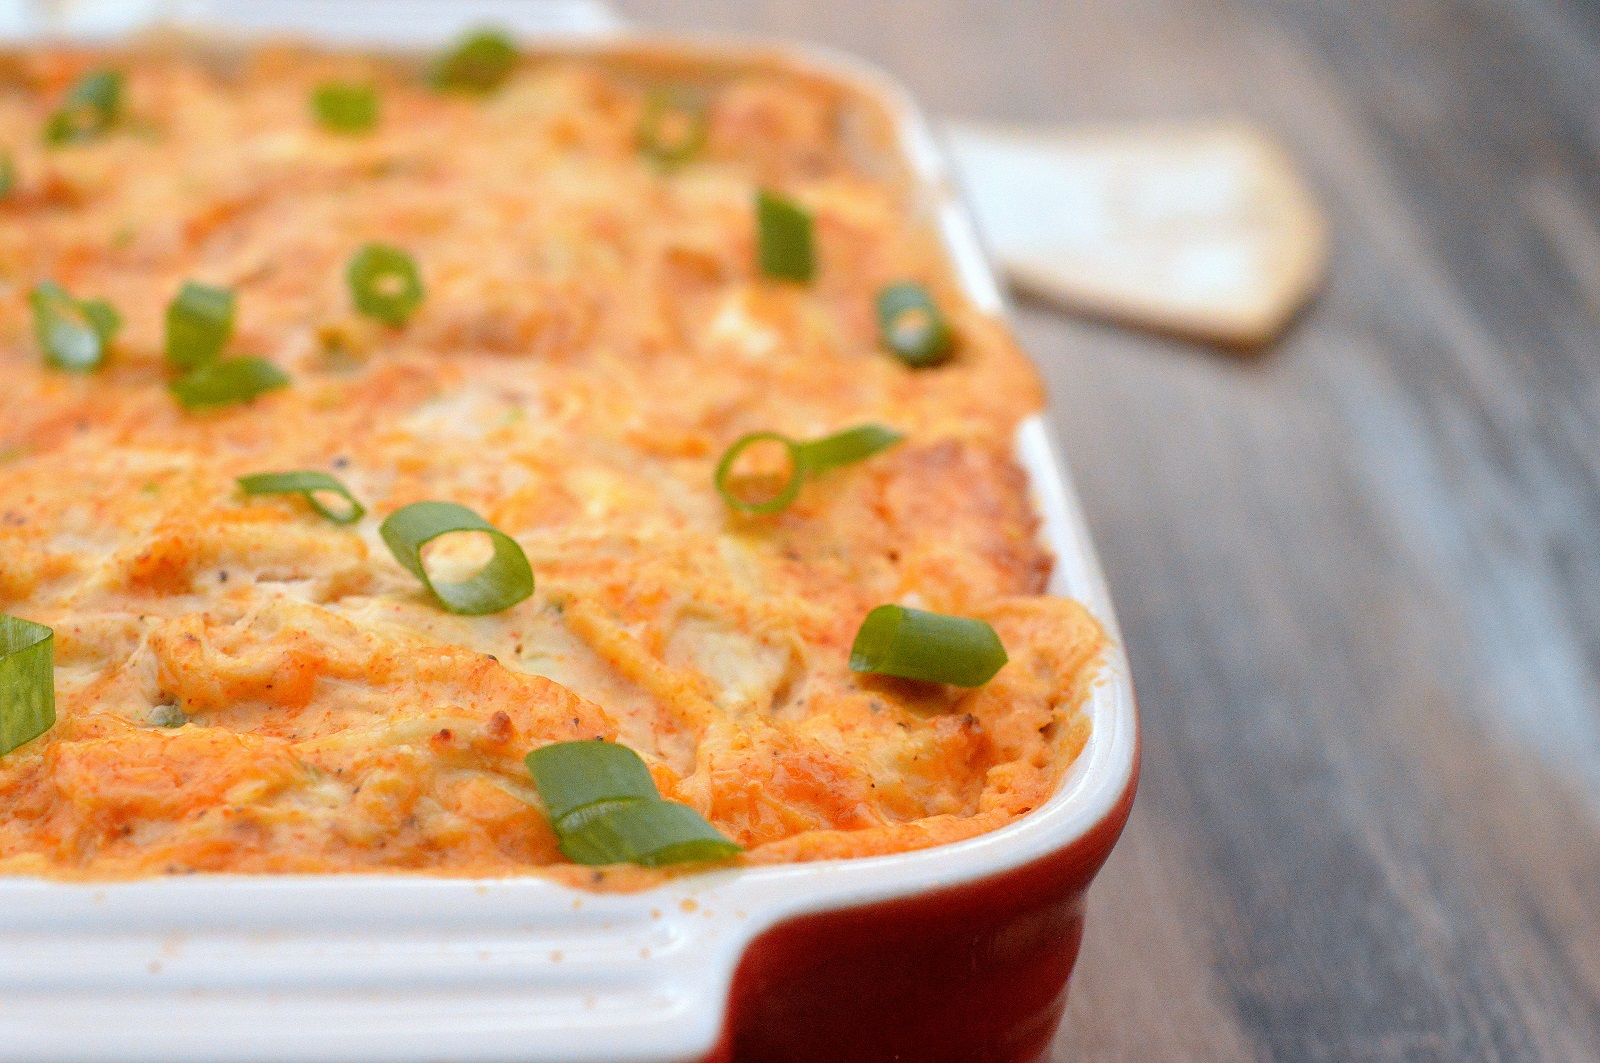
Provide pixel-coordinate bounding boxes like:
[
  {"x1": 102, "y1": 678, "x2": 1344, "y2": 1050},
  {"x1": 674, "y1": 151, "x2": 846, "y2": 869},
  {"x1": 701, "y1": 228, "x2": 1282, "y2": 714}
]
[{"x1": 0, "y1": 6, "x2": 1139, "y2": 1061}]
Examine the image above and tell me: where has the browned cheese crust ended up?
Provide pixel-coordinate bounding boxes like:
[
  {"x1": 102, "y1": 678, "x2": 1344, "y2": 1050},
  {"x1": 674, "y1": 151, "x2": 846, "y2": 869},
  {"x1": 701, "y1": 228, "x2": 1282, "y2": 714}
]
[{"x1": 0, "y1": 40, "x2": 1103, "y2": 886}]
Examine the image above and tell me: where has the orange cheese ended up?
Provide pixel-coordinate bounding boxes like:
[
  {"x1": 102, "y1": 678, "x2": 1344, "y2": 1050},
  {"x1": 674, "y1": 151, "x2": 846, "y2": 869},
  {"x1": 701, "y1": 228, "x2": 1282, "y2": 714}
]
[{"x1": 0, "y1": 40, "x2": 1103, "y2": 886}]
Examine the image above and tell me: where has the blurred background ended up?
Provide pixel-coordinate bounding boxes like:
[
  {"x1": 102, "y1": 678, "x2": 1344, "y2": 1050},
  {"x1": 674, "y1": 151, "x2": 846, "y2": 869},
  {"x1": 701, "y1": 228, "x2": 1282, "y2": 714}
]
[{"x1": 9, "y1": 1, "x2": 1600, "y2": 1060}]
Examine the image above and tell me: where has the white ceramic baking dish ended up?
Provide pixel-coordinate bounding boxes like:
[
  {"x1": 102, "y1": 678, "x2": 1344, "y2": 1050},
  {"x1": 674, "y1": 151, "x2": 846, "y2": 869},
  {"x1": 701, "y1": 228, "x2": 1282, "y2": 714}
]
[{"x1": 0, "y1": 6, "x2": 1139, "y2": 1061}]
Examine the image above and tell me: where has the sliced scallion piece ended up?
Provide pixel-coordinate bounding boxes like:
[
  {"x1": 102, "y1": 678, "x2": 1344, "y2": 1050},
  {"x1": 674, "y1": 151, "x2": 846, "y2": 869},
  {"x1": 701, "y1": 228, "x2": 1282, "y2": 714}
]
[
  {"x1": 81, "y1": 299, "x2": 121, "y2": 343},
  {"x1": 636, "y1": 88, "x2": 707, "y2": 168},
  {"x1": 0, "y1": 615, "x2": 55, "y2": 758},
  {"x1": 557, "y1": 798, "x2": 742, "y2": 868},
  {"x1": 714, "y1": 431, "x2": 803, "y2": 515},
  {"x1": 0, "y1": 153, "x2": 15, "y2": 199},
  {"x1": 876, "y1": 281, "x2": 953, "y2": 367},
  {"x1": 312, "y1": 82, "x2": 379, "y2": 134},
  {"x1": 379, "y1": 500, "x2": 533, "y2": 615},
  {"x1": 44, "y1": 69, "x2": 123, "y2": 146},
  {"x1": 524, "y1": 740, "x2": 740, "y2": 867},
  {"x1": 526, "y1": 739, "x2": 660, "y2": 828},
  {"x1": 715, "y1": 423, "x2": 903, "y2": 514},
  {"x1": 347, "y1": 243, "x2": 423, "y2": 326},
  {"x1": 30, "y1": 281, "x2": 120, "y2": 372},
  {"x1": 430, "y1": 28, "x2": 517, "y2": 95},
  {"x1": 795, "y1": 423, "x2": 904, "y2": 475},
  {"x1": 238, "y1": 470, "x2": 365, "y2": 525},
  {"x1": 849, "y1": 604, "x2": 1008, "y2": 687},
  {"x1": 165, "y1": 281, "x2": 235, "y2": 371},
  {"x1": 169, "y1": 356, "x2": 289, "y2": 410},
  {"x1": 756, "y1": 189, "x2": 814, "y2": 283}
]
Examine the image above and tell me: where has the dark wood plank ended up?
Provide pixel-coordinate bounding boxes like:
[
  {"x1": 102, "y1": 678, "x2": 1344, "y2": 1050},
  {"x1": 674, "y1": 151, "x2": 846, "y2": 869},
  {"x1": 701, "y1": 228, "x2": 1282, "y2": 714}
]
[{"x1": 615, "y1": 1, "x2": 1600, "y2": 1058}]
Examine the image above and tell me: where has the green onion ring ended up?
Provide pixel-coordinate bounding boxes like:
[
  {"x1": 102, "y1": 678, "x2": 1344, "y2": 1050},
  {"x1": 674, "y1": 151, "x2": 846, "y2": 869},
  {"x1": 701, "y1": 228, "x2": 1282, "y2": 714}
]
[
  {"x1": 756, "y1": 189, "x2": 815, "y2": 283},
  {"x1": 714, "y1": 431, "x2": 805, "y2": 515},
  {"x1": 430, "y1": 28, "x2": 518, "y2": 95},
  {"x1": 849, "y1": 604, "x2": 1008, "y2": 688},
  {"x1": 636, "y1": 88, "x2": 707, "y2": 168},
  {"x1": 347, "y1": 243, "x2": 424, "y2": 327},
  {"x1": 556, "y1": 799, "x2": 742, "y2": 868},
  {"x1": 715, "y1": 423, "x2": 903, "y2": 514},
  {"x1": 44, "y1": 69, "x2": 123, "y2": 146},
  {"x1": 525, "y1": 740, "x2": 740, "y2": 867},
  {"x1": 0, "y1": 615, "x2": 55, "y2": 758},
  {"x1": 169, "y1": 356, "x2": 290, "y2": 410},
  {"x1": 379, "y1": 500, "x2": 533, "y2": 615},
  {"x1": 30, "y1": 281, "x2": 120, "y2": 372},
  {"x1": 238, "y1": 470, "x2": 366, "y2": 525},
  {"x1": 312, "y1": 82, "x2": 379, "y2": 134},
  {"x1": 166, "y1": 281, "x2": 236, "y2": 371},
  {"x1": 876, "y1": 281, "x2": 953, "y2": 367},
  {"x1": 525, "y1": 739, "x2": 662, "y2": 828}
]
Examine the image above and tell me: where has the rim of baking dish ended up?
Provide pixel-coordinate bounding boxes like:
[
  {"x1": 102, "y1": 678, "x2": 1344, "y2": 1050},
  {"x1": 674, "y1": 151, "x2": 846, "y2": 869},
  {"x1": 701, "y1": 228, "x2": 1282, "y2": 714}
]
[{"x1": 0, "y1": 22, "x2": 1139, "y2": 1063}]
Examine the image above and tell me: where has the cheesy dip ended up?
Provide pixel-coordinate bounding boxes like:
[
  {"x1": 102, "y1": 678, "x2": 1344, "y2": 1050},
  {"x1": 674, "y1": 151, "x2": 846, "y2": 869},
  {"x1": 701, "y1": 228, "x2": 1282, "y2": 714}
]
[{"x1": 0, "y1": 36, "x2": 1104, "y2": 887}]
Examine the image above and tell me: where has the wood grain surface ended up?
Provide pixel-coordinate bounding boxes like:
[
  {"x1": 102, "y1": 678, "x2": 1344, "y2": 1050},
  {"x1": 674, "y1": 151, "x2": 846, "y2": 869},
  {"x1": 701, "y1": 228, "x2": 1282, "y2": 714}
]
[{"x1": 613, "y1": 1, "x2": 1600, "y2": 1059}]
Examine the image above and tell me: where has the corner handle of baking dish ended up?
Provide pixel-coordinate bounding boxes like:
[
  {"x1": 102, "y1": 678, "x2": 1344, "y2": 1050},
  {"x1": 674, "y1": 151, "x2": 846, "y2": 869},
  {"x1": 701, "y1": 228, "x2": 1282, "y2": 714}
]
[{"x1": 0, "y1": 870, "x2": 751, "y2": 1063}]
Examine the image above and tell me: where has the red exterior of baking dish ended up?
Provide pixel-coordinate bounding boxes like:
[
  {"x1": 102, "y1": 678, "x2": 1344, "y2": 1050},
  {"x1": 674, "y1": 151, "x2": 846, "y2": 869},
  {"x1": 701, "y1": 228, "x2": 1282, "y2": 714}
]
[{"x1": 705, "y1": 738, "x2": 1139, "y2": 1063}]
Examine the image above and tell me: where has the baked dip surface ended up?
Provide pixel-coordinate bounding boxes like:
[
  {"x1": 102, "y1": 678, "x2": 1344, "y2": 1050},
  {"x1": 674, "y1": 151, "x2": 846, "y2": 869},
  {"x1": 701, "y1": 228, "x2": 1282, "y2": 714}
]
[{"x1": 0, "y1": 37, "x2": 1103, "y2": 886}]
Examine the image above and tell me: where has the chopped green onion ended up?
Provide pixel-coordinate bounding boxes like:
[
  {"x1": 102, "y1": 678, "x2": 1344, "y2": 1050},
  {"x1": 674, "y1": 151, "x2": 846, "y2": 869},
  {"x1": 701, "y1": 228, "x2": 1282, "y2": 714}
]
[
  {"x1": 430, "y1": 28, "x2": 517, "y2": 95},
  {"x1": 347, "y1": 243, "x2": 424, "y2": 326},
  {"x1": 756, "y1": 189, "x2": 814, "y2": 283},
  {"x1": 849, "y1": 604, "x2": 1008, "y2": 687},
  {"x1": 165, "y1": 281, "x2": 235, "y2": 371},
  {"x1": 312, "y1": 82, "x2": 379, "y2": 134},
  {"x1": 714, "y1": 431, "x2": 803, "y2": 515},
  {"x1": 81, "y1": 299, "x2": 121, "y2": 344},
  {"x1": 636, "y1": 88, "x2": 707, "y2": 167},
  {"x1": 30, "y1": 281, "x2": 120, "y2": 372},
  {"x1": 379, "y1": 500, "x2": 533, "y2": 615},
  {"x1": 238, "y1": 470, "x2": 365, "y2": 525},
  {"x1": 795, "y1": 423, "x2": 904, "y2": 475},
  {"x1": 877, "y1": 281, "x2": 953, "y2": 367},
  {"x1": 0, "y1": 615, "x2": 55, "y2": 758},
  {"x1": 0, "y1": 153, "x2": 15, "y2": 198},
  {"x1": 715, "y1": 423, "x2": 902, "y2": 514},
  {"x1": 526, "y1": 739, "x2": 660, "y2": 828},
  {"x1": 557, "y1": 799, "x2": 742, "y2": 867},
  {"x1": 524, "y1": 740, "x2": 740, "y2": 867},
  {"x1": 164, "y1": 283, "x2": 275, "y2": 410},
  {"x1": 170, "y1": 356, "x2": 289, "y2": 410},
  {"x1": 44, "y1": 69, "x2": 123, "y2": 146}
]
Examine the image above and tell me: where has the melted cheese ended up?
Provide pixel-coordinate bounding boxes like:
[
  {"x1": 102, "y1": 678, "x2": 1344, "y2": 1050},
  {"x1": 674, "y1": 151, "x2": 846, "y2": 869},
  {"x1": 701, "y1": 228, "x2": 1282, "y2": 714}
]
[{"x1": 0, "y1": 40, "x2": 1103, "y2": 886}]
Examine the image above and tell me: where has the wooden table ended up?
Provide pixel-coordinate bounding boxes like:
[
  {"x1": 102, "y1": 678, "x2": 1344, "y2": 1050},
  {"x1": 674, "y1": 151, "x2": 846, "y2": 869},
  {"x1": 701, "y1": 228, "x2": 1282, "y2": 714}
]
[{"x1": 616, "y1": 2, "x2": 1600, "y2": 1058}]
